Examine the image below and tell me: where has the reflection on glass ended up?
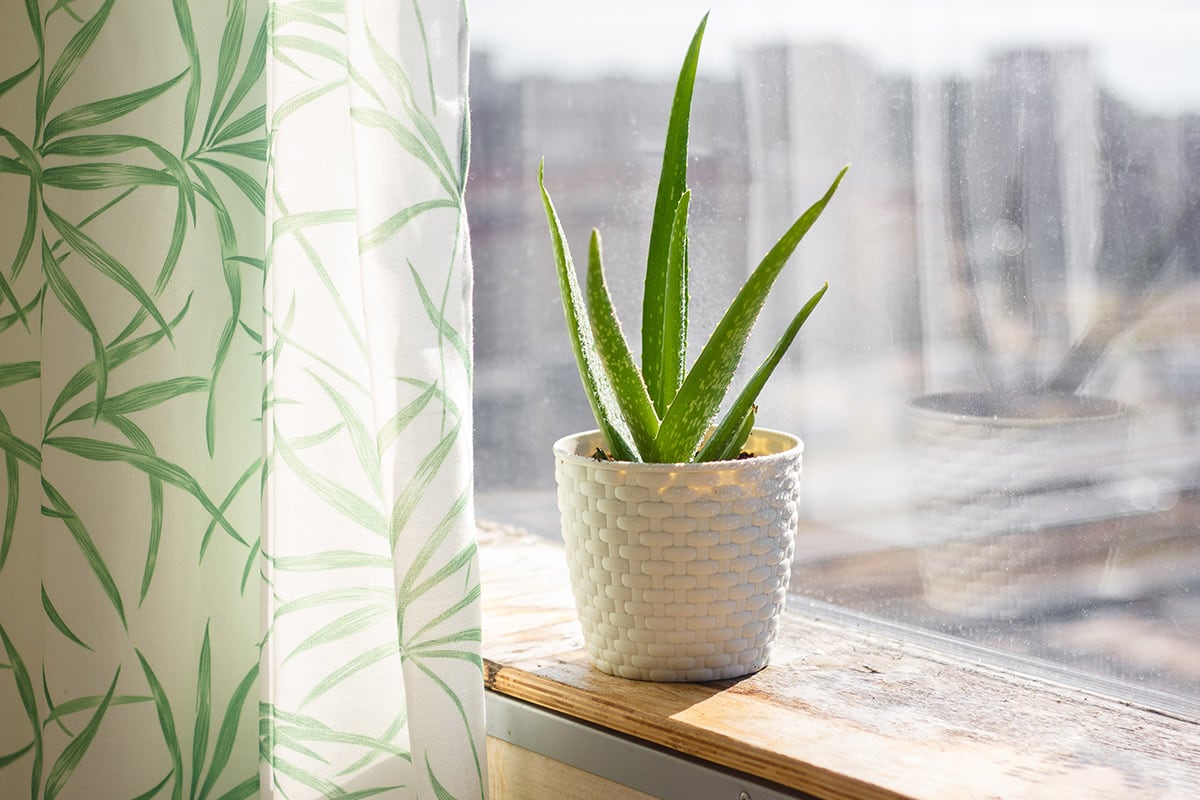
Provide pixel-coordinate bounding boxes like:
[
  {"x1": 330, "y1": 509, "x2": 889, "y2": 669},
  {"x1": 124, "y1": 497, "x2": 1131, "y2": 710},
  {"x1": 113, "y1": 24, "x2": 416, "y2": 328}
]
[{"x1": 468, "y1": 3, "x2": 1200, "y2": 704}]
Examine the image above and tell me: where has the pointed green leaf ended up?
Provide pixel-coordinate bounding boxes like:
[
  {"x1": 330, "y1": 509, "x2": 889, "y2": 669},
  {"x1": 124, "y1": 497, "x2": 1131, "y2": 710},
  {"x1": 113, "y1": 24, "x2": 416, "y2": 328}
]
[
  {"x1": 585, "y1": 228, "x2": 659, "y2": 456},
  {"x1": 172, "y1": 0, "x2": 202, "y2": 149},
  {"x1": 698, "y1": 404, "x2": 756, "y2": 463},
  {"x1": 703, "y1": 282, "x2": 828, "y2": 462},
  {"x1": 0, "y1": 361, "x2": 39, "y2": 389},
  {"x1": 60, "y1": 376, "x2": 208, "y2": 426},
  {"x1": 43, "y1": 205, "x2": 175, "y2": 340},
  {"x1": 349, "y1": 107, "x2": 457, "y2": 200},
  {"x1": 42, "y1": 235, "x2": 108, "y2": 417},
  {"x1": 192, "y1": 156, "x2": 264, "y2": 214},
  {"x1": 0, "y1": 61, "x2": 37, "y2": 101},
  {"x1": 309, "y1": 373, "x2": 383, "y2": 499},
  {"x1": 388, "y1": 420, "x2": 462, "y2": 552},
  {"x1": 377, "y1": 382, "x2": 437, "y2": 454},
  {"x1": 653, "y1": 166, "x2": 847, "y2": 461},
  {"x1": 211, "y1": 105, "x2": 265, "y2": 147},
  {"x1": 643, "y1": 14, "x2": 707, "y2": 405},
  {"x1": 41, "y1": 479, "x2": 126, "y2": 628},
  {"x1": 300, "y1": 644, "x2": 392, "y2": 709},
  {"x1": 43, "y1": 69, "x2": 188, "y2": 143},
  {"x1": 358, "y1": 199, "x2": 457, "y2": 251},
  {"x1": 539, "y1": 162, "x2": 638, "y2": 460},
  {"x1": 42, "y1": 163, "x2": 177, "y2": 190},
  {"x1": 211, "y1": 12, "x2": 266, "y2": 145},
  {"x1": 134, "y1": 652, "x2": 183, "y2": 800},
  {"x1": 407, "y1": 258, "x2": 472, "y2": 374},
  {"x1": 213, "y1": 776, "x2": 257, "y2": 800},
  {"x1": 202, "y1": 0, "x2": 246, "y2": 146},
  {"x1": 41, "y1": 585, "x2": 92, "y2": 651},
  {"x1": 0, "y1": 415, "x2": 17, "y2": 571},
  {"x1": 0, "y1": 623, "x2": 42, "y2": 796},
  {"x1": 44, "y1": 667, "x2": 120, "y2": 800},
  {"x1": 275, "y1": 433, "x2": 387, "y2": 537},
  {"x1": 396, "y1": 492, "x2": 470, "y2": 608},
  {"x1": 192, "y1": 624, "x2": 213, "y2": 800},
  {"x1": 426, "y1": 756, "x2": 457, "y2": 800},
  {"x1": 43, "y1": 694, "x2": 153, "y2": 726},
  {"x1": 659, "y1": 190, "x2": 691, "y2": 411},
  {"x1": 43, "y1": 438, "x2": 245, "y2": 546},
  {"x1": 268, "y1": 550, "x2": 392, "y2": 572},
  {"x1": 0, "y1": 742, "x2": 33, "y2": 769},
  {"x1": 41, "y1": 0, "x2": 118, "y2": 119},
  {"x1": 45, "y1": 293, "x2": 191, "y2": 432},
  {"x1": 285, "y1": 604, "x2": 389, "y2": 663},
  {"x1": 197, "y1": 661, "x2": 257, "y2": 800},
  {"x1": 133, "y1": 773, "x2": 174, "y2": 800}
]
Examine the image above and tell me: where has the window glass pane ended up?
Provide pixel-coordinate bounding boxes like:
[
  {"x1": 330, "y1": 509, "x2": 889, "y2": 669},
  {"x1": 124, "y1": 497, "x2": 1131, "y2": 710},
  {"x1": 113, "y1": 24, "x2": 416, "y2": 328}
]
[{"x1": 469, "y1": 0, "x2": 1200, "y2": 705}]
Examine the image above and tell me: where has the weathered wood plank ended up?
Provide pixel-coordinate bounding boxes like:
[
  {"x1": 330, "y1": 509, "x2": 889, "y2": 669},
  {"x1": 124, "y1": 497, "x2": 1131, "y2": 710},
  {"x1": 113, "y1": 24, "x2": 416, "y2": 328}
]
[{"x1": 479, "y1": 522, "x2": 1200, "y2": 800}]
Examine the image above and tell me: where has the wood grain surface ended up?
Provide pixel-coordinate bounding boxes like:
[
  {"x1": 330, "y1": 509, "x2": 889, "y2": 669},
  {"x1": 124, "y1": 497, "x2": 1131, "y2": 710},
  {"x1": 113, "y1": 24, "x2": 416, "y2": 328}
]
[{"x1": 479, "y1": 523, "x2": 1200, "y2": 800}]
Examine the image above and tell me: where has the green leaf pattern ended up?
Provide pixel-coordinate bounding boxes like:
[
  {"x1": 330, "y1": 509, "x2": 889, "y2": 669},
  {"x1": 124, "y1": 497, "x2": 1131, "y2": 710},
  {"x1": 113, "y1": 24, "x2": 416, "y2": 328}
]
[{"x1": 1, "y1": 1, "x2": 479, "y2": 798}]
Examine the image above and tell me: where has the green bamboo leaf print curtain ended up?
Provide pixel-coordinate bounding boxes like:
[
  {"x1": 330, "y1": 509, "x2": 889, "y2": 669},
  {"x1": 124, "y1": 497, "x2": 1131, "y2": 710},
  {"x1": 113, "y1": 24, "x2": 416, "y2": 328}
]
[{"x1": 0, "y1": 1, "x2": 483, "y2": 798}]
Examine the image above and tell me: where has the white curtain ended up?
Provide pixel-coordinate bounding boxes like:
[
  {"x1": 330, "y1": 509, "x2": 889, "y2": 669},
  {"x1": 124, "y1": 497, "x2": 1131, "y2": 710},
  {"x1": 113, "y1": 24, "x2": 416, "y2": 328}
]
[{"x1": 0, "y1": 1, "x2": 483, "y2": 798}]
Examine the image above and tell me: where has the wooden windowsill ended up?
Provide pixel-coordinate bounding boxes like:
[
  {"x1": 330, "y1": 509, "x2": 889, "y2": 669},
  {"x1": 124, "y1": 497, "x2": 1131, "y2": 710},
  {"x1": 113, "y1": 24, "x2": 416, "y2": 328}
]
[{"x1": 479, "y1": 522, "x2": 1200, "y2": 800}]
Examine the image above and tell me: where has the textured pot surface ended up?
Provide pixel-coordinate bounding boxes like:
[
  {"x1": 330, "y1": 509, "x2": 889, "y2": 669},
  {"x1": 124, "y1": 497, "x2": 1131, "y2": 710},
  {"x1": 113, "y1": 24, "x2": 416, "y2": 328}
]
[
  {"x1": 908, "y1": 392, "x2": 1130, "y2": 619},
  {"x1": 554, "y1": 429, "x2": 803, "y2": 682}
]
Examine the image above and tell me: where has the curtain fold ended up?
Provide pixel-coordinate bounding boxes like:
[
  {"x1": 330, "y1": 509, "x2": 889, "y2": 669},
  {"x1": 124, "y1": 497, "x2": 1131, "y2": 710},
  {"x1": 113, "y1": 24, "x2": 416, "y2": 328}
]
[{"x1": 0, "y1": 1, "x2": 481, "y2": 798}]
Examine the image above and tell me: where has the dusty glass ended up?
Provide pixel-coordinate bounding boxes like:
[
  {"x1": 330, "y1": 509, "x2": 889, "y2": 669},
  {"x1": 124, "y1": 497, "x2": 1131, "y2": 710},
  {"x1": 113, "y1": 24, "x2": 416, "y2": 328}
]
[{"x1": 468, "y1": 0, "x2": 1200, "y2": 707}]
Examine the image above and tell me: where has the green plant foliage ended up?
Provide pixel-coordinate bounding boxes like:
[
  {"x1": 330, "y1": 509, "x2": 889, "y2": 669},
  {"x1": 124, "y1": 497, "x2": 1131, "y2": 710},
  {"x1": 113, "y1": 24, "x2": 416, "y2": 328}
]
[{"x1": 541, "y1": 14, "x2": 847, "y2": 463}]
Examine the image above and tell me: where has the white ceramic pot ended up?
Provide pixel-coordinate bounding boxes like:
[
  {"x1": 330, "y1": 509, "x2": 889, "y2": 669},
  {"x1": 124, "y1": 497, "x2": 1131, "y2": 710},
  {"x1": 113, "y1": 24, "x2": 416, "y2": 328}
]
[
  {"x1": 908, "y1": 392, "x2": 1130, "y2": 619},
  {"x1": 553, "y1": 429, "x2": 803, "y2": 682}
]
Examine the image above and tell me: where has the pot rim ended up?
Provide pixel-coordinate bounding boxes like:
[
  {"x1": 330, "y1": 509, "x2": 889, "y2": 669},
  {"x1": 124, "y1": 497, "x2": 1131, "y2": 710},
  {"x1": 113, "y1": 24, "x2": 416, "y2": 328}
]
[
  {"x1": 553, "y1": 427, "x2": 803, "y2": 471},
  {"x1": 907, "y1": 391, "x2": 1126, "y2": 427}
]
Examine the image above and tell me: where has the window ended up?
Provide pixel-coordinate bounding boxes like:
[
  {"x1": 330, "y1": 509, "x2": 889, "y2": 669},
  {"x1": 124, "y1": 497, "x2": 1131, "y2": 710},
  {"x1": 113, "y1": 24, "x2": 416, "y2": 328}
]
[{"x1": 468, "y1": 0, "x2": 1200, "y2": 709}]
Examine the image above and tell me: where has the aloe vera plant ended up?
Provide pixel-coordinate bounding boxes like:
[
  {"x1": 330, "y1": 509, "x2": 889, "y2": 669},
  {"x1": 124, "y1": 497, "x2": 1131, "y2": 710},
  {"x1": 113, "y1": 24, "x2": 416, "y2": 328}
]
[{"x1": 540, "y1": 14, "x2": 847, "y2": 463}]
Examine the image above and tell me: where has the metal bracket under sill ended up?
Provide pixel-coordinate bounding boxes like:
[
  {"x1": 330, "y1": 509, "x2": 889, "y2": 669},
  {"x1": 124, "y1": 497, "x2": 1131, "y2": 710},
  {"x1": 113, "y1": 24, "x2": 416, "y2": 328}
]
[{"x1": 486, "y1": 690, "x2": 817, "y2": 800}]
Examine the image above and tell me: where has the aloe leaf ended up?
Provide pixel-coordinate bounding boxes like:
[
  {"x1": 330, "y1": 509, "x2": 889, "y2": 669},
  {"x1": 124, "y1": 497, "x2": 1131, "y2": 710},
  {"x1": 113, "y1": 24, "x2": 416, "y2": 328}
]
[
  {"x1": 585, "y1": 229, "x2": 659, "y2": 456},
  {"x1": 718, "y1": 405, "x2": 757, "y2": 462},
  {"x1": 643, "y1": 13, "x2": 707, "y2": 409},
  {"x1": 701, "y1": 282, "x2": 827, "y2": 462},
  {"x1": 653, "y1": 166, "x2": 847, "y2": 462},
  {"x1": 659, "y1": 190, "x2": 690, "y2": 411},
  {"x1": 539, "y1": 162, "x2": 638, "y2": 460},
  {"x1": 44, "y1": 667, "x2": 120, "y2": 800}
]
